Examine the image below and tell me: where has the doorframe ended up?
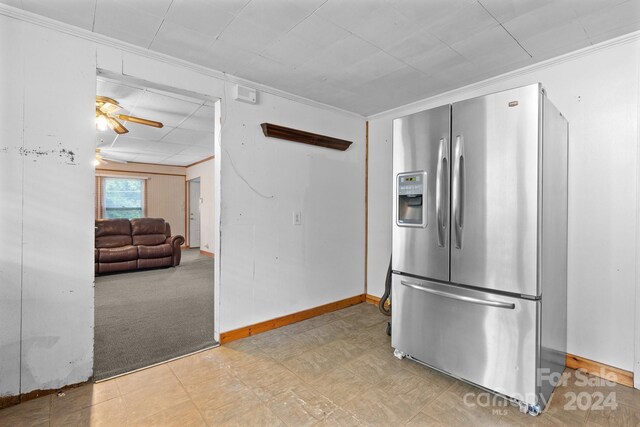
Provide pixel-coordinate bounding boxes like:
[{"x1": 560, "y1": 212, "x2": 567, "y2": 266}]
[
  {"x1": 213, "y1": 100, "x2": 222, "y2": 342},
  {"x1": 95, "y1": 69, "x2": 222, "y2": 348},
  {"x1": 635, "y1": 60, "x2": 640, "y2": 390}
]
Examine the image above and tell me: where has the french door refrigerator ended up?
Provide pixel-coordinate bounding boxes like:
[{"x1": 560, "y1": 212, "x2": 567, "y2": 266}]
[{"x1": 391, "y1": 83, "x2": 568, "y2": 415}]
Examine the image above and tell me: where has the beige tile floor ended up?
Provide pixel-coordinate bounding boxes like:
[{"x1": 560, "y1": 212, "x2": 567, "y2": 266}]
[{"x1": 1, "y1": 302, "x2": 639, "y2": 426}]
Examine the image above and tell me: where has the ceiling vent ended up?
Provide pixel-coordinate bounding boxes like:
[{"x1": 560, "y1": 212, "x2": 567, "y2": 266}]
[{"x1": 233, "y1": 85, "x2": 257, "y2": 104}]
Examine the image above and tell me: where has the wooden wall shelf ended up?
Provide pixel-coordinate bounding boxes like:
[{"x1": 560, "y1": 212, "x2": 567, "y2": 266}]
[{"x1": 260, "y1": 123, "x2": 353, "y2": 151}]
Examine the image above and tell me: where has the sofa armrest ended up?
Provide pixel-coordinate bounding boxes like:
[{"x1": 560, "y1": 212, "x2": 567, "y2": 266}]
[{"x1": 166, "y1": 235, "x2": 185, "y2": 266}]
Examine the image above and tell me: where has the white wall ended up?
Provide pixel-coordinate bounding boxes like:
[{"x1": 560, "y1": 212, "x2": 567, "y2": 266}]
[
  {"x1": 0, "y1": 14, "x2": 24, "y2": 397},
  {"x1": 367, "y1": 36, "x2": 640, "y2": 372},
  {"x1": 0, "y1": 16, "x2": 95, "y2": 396},
  {"x1": 0, "y1": 7, "x2": 365, "y2": 397},
  {"x1": 218, "y1": 89, "x2": 365, "y2": 332},
  {"x1": 186, "y1": 158, "x2": 215, "y2": 253}
]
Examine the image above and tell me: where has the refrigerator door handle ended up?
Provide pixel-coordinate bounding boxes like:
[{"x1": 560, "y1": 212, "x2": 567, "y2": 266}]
[
  {"x1": 400, "y1": 280, "x2": 516, "y2": 309},
  {"x1": 452, "y1": 135, "x2": 465, "y2": 249},
  {"x1": 435, "y1": 137, "x2": 448, "y2": 247}
]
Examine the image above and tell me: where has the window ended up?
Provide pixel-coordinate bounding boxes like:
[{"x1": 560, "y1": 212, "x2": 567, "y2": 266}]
[{"x1": 102, "y1": 177, "x2": 145, "y2": 219}]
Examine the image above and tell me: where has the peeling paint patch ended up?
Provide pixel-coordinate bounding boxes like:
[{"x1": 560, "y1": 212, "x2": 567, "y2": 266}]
[
  {"x1": 60, "y1": 148, "x2": 76, "y2": 164},
  {"x1": 18, "y1": 143, "x2": 76, "y2": 165}
]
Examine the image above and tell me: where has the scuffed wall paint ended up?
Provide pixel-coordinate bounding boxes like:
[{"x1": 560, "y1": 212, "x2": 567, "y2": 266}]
[
  {"x1": 18, "y1": 143, "x2": 77, "y2": 164},
  {"x1": 0, "y1": 15, "x2": 95, "y2": 396},
  {"x1": 0, "y1": 13, "x2": 26, "y2": 398},
  {"x1": 19, "y1": 21, "x2": 95, "y2": 394}
]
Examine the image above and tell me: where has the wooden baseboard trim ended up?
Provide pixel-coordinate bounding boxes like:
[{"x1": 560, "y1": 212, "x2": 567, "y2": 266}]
[
  {"x1": 566, "y1": 353, "x2": 634, "y2": 388},
  {"x1": 220, "y1": 294, "x2": 366, "y2": 344},
  {"x1": 0, "y1": 379, "x2": 90, "y2": 410},
  {"x1": 365, "y1": 294, "x2": 381, "y2": 305},
  {"x1": 0, "y1": 395, "x2": 20, "y2": 410},
  {"x1": 199, "y1": 250, "x2": 214, "y2": 257}
]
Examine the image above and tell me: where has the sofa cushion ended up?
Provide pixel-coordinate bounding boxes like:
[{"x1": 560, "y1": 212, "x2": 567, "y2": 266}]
[
  {"x1": 96, "y1": 219, "x2": 131, "y2": 236},
  {"x1": 99, "y1": 260, "x2": 138, "y2": 273},
  {"x1": 138, "y1": 256, "x2": 172, "y2": 269},
  {"x1": 138, "y1": 244, "x2": 172, "y2": 259},
  {"x1": 96, "y1": 235, "x2": 133, "y2": 248},
  {"x1": 131, "y1": 218, "x2": 165, "y2": 235},
  {"x1": 132, "y1": 234, "x2": 166, "y2": 246},
  {"x1": 98, "y1": 245, "x2": 138, "y2": 263}
]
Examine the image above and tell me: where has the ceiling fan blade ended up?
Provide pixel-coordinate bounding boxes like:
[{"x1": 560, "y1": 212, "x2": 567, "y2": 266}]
[
  {"x1": 108, "y1": 116, "x2": 129, "y2": 134},
  {"x1": 116, "y1": 114, "x2": 164, "y2": 128},
  {"x1": 96, "y1": 96, "x2": 118, "y2": 105},
  {"x1": 102, "y1": 104, "x2": 122, "y2": 115},
  {"x1": 96, "y1": 96, "x2": 122, "y2": 115}
]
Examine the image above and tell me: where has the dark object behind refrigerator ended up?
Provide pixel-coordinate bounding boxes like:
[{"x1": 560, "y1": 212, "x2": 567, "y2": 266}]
[{"x1": 379, "y1": 256, "x2": 392, "y2": 317}]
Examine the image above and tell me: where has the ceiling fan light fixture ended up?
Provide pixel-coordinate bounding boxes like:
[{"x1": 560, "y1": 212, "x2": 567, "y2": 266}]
[
  {"x1": 107, "y1": 116, "x2": 129, "y2": 134},
  {"x1": 96, "y1": 113, "x2": 109, "y2": 131},
  {"x1": 95, "y1": 95, "x2": 161, "y2": 135}
]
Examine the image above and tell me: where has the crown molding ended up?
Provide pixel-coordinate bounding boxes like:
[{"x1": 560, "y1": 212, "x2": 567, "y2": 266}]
[
  {"x1": 0, "y1": 3, "x2": 365, "y2": 120},
  {"x1": 366, "y1": 29, "x2": 640, "y2": 120}
]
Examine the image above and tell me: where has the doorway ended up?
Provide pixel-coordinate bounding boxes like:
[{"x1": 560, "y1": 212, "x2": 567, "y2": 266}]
[
  {"x1": 93, "y1": 74, "x2": 218, "y2": 380},
  {"x1": 189, "y1": 178, "x2": 201, "y2": 248}
]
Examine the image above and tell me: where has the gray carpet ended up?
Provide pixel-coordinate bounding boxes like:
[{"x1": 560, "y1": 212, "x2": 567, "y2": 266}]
[{"x1": 94, "y1": 249, "x2": 215, "y2": 380}]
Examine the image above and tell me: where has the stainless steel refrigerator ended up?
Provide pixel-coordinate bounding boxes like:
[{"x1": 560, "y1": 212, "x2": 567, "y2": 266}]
[{"x1": 391, "y1": 83, "x2": 568, "y2": 415}]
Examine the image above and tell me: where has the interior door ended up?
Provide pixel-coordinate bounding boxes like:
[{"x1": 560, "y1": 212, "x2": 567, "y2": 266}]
[
  {"x1": 189, "y1": 180, "x2": 201, "y2": 248},
  {"x1": 450, "y1": 84, "x2": 540, "y2": 297},
  {"x1": 392, "y1": 105, "x2": 450, "y2": 282}
]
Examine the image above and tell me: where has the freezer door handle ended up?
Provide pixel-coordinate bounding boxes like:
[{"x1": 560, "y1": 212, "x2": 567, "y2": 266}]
[
  {"x1": 400, "y1": 280, "x2": 516, "y2": 309},
  {"x1": 452, "y1": 135, "x2": 465, "y2": 249},
  {"x1": 435, "y1": 137, "x2": 448, "y2": 247}
]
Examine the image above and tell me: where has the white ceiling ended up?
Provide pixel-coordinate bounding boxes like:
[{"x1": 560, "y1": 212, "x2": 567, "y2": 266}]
[
  {"x1": 6, "y1": 0, "x2": 640, "y2": 115},
  {"x1": 96, "y1": 78, "x2": 215, "y2": 166}
]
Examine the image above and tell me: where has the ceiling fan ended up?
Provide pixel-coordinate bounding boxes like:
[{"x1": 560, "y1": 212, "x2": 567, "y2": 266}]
[
  {"x1": 95, "y1": 148, "x2": 127, "y2": 165},
  {"x1": 95, "y1": 96, "x2": 163, "y2": 135}
]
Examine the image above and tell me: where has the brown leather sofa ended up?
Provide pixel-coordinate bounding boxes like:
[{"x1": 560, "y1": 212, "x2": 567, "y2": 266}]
[{"x1": 95, "y1": 218, "x2": 185, "y2": 274}]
